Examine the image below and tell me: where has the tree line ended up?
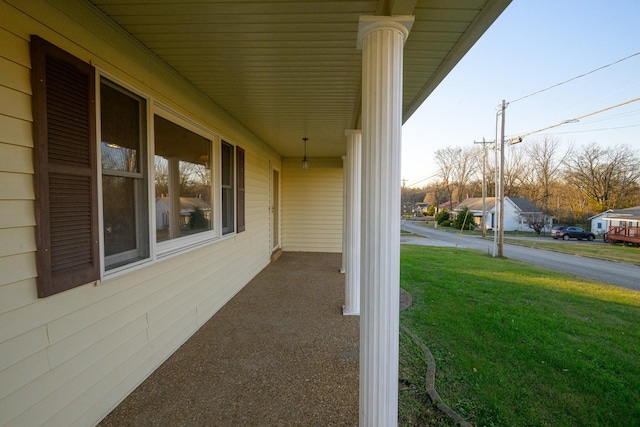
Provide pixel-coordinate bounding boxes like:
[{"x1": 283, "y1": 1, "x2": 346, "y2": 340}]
[{"x1": 403, "y1": 139, "x2": 640, "y2": 225}]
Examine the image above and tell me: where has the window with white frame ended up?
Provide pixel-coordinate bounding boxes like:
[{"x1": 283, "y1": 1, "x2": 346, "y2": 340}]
[
  {"x1": 154, "y1": 115, "x2": 213, "y2": 243},
  {"x1": 100, "y1": 79, "x2": 149, "y2": 270}
]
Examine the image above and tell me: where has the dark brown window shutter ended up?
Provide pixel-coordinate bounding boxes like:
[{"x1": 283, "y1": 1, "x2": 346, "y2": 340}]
[
  {"x1": 31, "y1": 36, "x2": 99, "y2": 297},
  {"x1": 236, "y1": 146, "x2": 245, "y2": 233}
]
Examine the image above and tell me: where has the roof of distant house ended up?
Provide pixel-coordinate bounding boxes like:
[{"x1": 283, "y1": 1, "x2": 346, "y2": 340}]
[
  {"x1": 603, "y1": 205, "x2": 640, "y2": 222},
  {"x1": 157, "y1": 196, "x2": 211, "y2": 212}
]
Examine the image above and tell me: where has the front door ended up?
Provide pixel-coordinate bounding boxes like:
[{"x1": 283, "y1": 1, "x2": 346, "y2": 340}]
[{"x1": 270, "y1": 165, "x2": 280, "y2": 252}]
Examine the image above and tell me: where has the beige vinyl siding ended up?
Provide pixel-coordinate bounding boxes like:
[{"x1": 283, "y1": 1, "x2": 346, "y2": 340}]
[
  {"x1": 281, "y1": 157, "x2": 343, "y2": 252},
  {"x1": 0, "y1": 1, "x2": 279, "y2": 425}
]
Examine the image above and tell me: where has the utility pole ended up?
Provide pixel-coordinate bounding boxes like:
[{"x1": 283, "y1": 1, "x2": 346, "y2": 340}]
[
  {"x1": 473, "y1": 138, "x2": 494, "y2": 238},
  {"x1": 497, "y1": 100, "x2": 507, "y2": 257}
]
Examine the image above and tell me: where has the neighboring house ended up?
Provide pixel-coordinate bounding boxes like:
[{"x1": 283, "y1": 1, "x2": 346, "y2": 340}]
[
  {"x1": 415, "y1": 202, "x2": 429, "y2": 216},
  {"x1": 588, "y1": 210, "x2": 613, "y2": 235},
  {"x1": 454, "y1": 197, "x2": 552, "y2": 232},
  {"x1": 601, "y1": 206, "x2": 640, "y2": 246},
  {"x1": 0, "y1": 1, "x2": 510, "y2": 426},
  {"x1": 437, "y1": 200, "x2": 459, "y2": 212},
  {"x1": 155, "y1": 196, "x2": 212, "y2": 231}
]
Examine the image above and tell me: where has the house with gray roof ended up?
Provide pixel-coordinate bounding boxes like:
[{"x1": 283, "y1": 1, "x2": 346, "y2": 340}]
[{"x1": 454, "y1": 197, "x2": 552, "y2": 232}]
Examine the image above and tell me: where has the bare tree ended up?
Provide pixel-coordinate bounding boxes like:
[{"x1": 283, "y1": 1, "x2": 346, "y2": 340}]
[
  {"x1": 563, "y1": 143, "x2": 640, "y2": 212},
  {"x1": 522, "y1": 137, "x2": 568, "y2": 215},
  {"x1": 503, "y1": 143, "x2": 528, "y2": 197},
  {"x1": 520, "y1": 212, "x2": 549, "y2": 235},
  {"x1": 434, "y1": 146, "x2": 479, "y2": 204}
]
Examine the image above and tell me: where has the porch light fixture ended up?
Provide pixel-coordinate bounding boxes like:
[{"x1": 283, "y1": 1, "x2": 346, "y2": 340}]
[{"x1": 301, "y1": 137, "x2": 309, "y2": 170}]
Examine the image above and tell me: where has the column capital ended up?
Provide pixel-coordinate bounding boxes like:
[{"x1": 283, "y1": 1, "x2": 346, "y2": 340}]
[{"x1": 357, "y1": 15, "x2": 414, "y2": 49}]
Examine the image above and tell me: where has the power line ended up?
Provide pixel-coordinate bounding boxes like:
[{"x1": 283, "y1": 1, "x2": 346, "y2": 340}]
[
  {"x1": 517, "y1": 123, "x2": 640, "y2": 137},
  {"x1": 508, "y1": 51, "x2": 640, "y2": 105},
  {"x1": 511, "y1": 97, "x2": 640, "y2": 142}
]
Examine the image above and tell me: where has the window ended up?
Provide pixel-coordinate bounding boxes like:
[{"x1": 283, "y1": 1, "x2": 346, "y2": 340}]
[
  {"x1": 100, "y1": 80, "x2": 149, "y2": 270},
  {"x1": 31, "y1": 36, "x2": 246, "y2": 296},
  {"x1": 154, "y1": 115, "x2": 212, "y2": 242},
  {"x1": 30, "y1": 36, "x2": 99, "y2": 297}
]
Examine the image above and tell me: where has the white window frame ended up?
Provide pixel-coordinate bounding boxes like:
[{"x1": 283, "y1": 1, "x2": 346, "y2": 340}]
[
  {"x1": 97, "y1": 72, "x2": 154, "y2": 278},
  {"x1": 95, "y1": 70, "x2": 242, "y2": 281},
  {"x1": 152, "y1": 103, "x2": 221, "y2": 259}
]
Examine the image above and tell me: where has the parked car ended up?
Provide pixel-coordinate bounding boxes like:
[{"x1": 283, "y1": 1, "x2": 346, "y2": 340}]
[{"x1": 551, "y1": 226, "x2": 596, "y2": 241}]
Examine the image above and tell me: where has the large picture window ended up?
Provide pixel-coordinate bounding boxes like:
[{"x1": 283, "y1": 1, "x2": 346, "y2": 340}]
[
  {"x1": 100, "y1": 80, "x2": 149, "y2": 270},
  {"x1": 154, "y1": 115, "x2": 212, "y2": 242}
]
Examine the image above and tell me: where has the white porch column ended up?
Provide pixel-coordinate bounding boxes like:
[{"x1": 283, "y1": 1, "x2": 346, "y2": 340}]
[
  {"x1": 341, "y1": 155, "x2": 347, "y2": 274},
  {"x1": 357, "y1": 16, "x2": 413, "y2": 426},
  {"x1": 343, "y1": 129, "x2": 361, "y2": 316}
]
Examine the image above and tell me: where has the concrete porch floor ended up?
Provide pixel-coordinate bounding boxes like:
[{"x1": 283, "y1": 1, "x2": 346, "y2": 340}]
[{"x1": 99, "y1": 252, "x2": 359, "y2": 426}]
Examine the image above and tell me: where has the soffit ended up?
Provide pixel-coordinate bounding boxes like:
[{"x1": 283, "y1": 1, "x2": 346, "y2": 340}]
[{"x1": 88, "y1": 0, "x2": 511, "y2": 158}]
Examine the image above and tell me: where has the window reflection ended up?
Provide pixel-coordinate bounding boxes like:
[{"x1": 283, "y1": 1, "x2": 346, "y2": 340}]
[
  {"x1": 154, "y1": 115, "x2": 212, "y2": 242},
  {"x1": 100, "y1": 81, "x2": 149, "y2": 270}
]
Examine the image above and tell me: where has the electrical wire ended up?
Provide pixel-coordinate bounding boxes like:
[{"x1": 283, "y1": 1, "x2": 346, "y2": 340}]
[
  {"x1": 508, "y1": 51, "x2": 640, "y2": 105},
  {"x1": 512, "y1": 97, "x2": 640, "y2": 142}
]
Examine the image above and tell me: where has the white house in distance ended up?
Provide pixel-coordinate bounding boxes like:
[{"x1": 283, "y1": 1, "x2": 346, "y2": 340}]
[
  {"x1": 590, "y1": 206, "x2": 640, "y2": 235},
  {"x1": 0, "y1": 1, "x2": 511, "y2": 425},
  {"x1": 454, "y1": 197, "x2": 552, "y2": 232},
  {"x1": 588, "y1": 210, "x2": 612, "y2": 235}
]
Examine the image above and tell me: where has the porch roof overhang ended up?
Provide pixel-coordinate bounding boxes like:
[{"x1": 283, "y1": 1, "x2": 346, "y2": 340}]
[{"x1": 87, "y1": 0, "x2": 511, "y2": 158}]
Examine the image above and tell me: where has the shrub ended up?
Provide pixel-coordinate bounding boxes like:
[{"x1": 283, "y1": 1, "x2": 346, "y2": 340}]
[
  {"x1": 453, "y1": 206, "x2": 476, "y2": 230},
  {"x1": 434, "y1": 209, "x2": 450, "y2": 225}
]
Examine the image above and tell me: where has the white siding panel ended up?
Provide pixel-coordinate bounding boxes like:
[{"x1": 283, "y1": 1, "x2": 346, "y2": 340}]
[
  {"x1": 0, "y1": 317, "x2": 148, "y2": 426},
  {"x1": 0, "y1": 226, "x2": 35, "y2": 257},
  {"x1": 0, "y1": 325, "x2": 47, "y2": 372},
  {"x1": 0, "y1": 85, "x2": 31, "y2": 121},
  {"x1": 0, "y1": 27, "x2": 30, "y2": 67},
  {"x1": 0, "y1": 252, "x2": 35, "y2": 287},
  {"x1": 0, "y1": 200, "x2": 35, "y2": 229},
  {"x1": 70, "y1": 313, "x2": 198, "y2": 427},
  {"x1": 7, "y1": 329, "x2": 149, "y2": 427},
  {"x1": 0, "y1": 349, "x2": 49, "y2": 402},
  {"x1": 0, "y1": 56, "x2": 30, "y2": 95},
  {"x1": 281, "y1": 158, "x2": 343, "y2": 252},
  {"x1": 0, "y1": 171, "x2": 33, "y2": 200},
  {"x1": 0, "y1": 143, "x2": 32, "y2": 174},
  {"x1": 0, "y1": 279, "x2": 37, "y2": 315},
  {"x1": 0, "y1": 115, "x2": 32, "y2": 148}
]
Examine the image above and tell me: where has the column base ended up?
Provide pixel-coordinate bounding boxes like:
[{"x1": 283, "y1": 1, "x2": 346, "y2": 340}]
[{"x1": 342, "y1": 305, "x2": 360, "y2": 316}]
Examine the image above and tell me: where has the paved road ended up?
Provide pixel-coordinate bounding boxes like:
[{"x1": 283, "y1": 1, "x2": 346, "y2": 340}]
[{"x1": 401, "y1": 220, "x2": 640, "y2": 292}]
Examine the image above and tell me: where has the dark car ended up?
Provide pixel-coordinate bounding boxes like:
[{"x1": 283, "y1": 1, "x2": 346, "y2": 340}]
[{"x1": 551, "y1": 225, "x2": 596, "y2": 241}]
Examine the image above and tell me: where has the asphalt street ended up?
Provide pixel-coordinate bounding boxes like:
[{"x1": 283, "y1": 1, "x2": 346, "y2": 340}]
[{"x1": 401, "y1": 220, "x2": 640, "y2": 292}]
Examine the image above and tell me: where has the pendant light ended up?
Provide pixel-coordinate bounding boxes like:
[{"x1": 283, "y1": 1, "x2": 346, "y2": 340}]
[{"x1": 301, "y1": 137, "x2": 309, "y2": 170}]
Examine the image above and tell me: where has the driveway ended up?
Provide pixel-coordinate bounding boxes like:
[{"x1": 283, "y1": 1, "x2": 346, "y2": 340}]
[{"x1": 401, "y1": 220, "x2": 640, "y2": 292}]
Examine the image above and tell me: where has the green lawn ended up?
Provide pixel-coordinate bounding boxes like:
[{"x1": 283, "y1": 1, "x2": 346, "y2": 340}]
[{"x1": 399, "y1": 245, "x2": 640, "y2": 426}]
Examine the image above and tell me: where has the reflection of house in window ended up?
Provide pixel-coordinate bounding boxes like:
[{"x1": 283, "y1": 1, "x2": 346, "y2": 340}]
[{"x1": 156, "y1": 196, "x2": 212, "y2": 232}]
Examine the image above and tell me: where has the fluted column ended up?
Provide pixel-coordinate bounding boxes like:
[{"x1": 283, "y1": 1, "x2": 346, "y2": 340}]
[
  {"x1": 341, "y1": 155, "x2": 347, "y2": 274},
  {"x1": 357, "y1": 16, "x2": 413, "y2": 427},
  {"x1": 343, "y1": 129, "x2": 361, "y2": 316}
]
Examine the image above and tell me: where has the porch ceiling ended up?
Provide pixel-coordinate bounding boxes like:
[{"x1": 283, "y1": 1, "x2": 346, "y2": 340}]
[{"x1": 88, "y1": 0, "x2": 511, "y2": 158}]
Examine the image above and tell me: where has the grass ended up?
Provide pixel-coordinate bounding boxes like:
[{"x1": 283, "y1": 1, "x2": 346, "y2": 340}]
[{"x1": 398, "y1": 245, "x2": 640, "y2": 426}]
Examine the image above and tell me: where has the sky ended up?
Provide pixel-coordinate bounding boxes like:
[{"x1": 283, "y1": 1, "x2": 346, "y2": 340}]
[{"x1": 401, "y1": 0, "x2": 640, "y2": 188}]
